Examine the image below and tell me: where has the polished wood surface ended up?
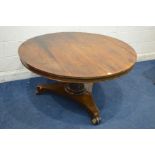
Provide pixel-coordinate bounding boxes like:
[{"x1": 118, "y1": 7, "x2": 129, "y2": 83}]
[
  {"x1": 18, "y1": 32, "x2": 137, "y2": 83},
  {"x1": 18, "y1": 32, "x2": 137, "y2": 125}
]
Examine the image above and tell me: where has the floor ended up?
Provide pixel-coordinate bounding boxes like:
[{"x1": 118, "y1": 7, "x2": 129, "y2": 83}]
[{"x1": 0, "y1": 60, "x2": 155, "y2": 129}]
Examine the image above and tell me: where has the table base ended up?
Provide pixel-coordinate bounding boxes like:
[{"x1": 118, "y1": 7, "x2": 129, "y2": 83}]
[{"x1": 36, "y1": 82, "x2": 101, "y2": 125}]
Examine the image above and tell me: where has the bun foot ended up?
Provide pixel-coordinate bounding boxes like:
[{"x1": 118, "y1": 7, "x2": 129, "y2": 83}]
[{"x1": 91, "y1": 116, "x2": 101, "y2": 125}]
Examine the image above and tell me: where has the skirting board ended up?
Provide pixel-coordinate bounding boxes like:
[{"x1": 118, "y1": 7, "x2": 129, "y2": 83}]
[{"x1": 0, "y1": 53, "x2": 155, "y2": 83}]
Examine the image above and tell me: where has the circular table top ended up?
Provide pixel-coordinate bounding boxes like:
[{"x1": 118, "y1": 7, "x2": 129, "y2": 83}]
[{"x1": 18, "y1": 32, "x2": 137, "y2": 83}]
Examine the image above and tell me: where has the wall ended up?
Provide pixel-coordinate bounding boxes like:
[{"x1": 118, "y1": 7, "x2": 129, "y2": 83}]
[{"x1": 0, "y1": 26, "x2": 155, "y2": 83}]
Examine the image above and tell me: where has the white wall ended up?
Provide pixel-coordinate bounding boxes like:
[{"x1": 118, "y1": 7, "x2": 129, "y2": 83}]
[{"x1": 0, "y1": 26, "x2": 155, "y2": 83}]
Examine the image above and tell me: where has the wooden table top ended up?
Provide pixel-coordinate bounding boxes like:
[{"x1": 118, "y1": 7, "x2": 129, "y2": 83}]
[{"x1": 18, "y1": 32, "x2": 137, "y2": 83}]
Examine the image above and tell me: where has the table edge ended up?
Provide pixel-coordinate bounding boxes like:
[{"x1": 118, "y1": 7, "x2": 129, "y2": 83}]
[{"x1": 20, "y1": 58, "x2": 137, "y2": 83}]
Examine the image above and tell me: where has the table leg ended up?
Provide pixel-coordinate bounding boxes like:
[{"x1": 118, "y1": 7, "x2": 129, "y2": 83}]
[{"x1": 36, "y1": 82, "x2": 101, "y2": 125}]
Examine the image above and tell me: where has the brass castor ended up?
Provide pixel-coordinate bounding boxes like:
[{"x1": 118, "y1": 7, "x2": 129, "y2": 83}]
[{"x1": 91, "y1": 116, "x2": 101, "y2": 125}]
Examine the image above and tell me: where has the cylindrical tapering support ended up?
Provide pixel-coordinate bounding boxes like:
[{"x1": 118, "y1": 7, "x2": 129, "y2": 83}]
[{"x1": 64, "y1": 83, "x2": 86, "y2": 95}]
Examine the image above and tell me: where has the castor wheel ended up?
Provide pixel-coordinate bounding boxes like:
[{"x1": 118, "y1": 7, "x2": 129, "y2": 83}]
[
  {"x1": 36, "y1": 86, "x2": 44, "y2": 95},
  {"x1": 91, "y1": 116, "x2": 101, "y2": 125}
]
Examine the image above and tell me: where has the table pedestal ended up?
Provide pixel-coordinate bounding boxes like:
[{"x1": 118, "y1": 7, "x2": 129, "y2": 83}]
[{"x1": 36, "y1": 82, "x2": 101, "y2": 125}]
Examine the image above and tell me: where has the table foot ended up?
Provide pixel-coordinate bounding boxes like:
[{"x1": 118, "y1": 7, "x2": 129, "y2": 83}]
[
  {"x1": 36, "y1": 82, "x2": 101, "y2": 125},
  {"x1": 91, "y1": 116, "x2": 101, "y2": 125}
]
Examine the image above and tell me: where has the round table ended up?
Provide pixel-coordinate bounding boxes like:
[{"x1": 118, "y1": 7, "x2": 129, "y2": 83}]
[{"x1": 18, "y1": 32, "x2": 137, "y2": 125}]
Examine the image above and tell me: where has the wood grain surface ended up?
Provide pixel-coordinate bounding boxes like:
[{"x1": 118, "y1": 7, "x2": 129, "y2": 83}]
[{"x1": 18, "y1": 32, "x2": 137, "y2": 83}]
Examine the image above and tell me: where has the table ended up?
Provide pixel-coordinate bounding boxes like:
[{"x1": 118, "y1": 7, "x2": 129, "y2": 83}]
[{"x1": 18, "y1": 32, "x2": 137, "y2": 125}]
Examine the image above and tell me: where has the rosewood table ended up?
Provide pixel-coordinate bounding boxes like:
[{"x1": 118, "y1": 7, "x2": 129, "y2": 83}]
[{"x1": 18, "y1": 32, "x2": 137, "y2": 125}]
